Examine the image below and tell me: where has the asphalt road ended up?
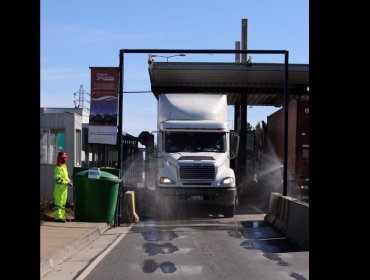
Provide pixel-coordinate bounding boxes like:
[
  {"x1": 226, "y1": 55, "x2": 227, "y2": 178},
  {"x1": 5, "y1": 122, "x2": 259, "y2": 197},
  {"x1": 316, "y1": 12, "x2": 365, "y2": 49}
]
[{"x1": 84, "y1": 202, "x2": 309, "y2": 280}]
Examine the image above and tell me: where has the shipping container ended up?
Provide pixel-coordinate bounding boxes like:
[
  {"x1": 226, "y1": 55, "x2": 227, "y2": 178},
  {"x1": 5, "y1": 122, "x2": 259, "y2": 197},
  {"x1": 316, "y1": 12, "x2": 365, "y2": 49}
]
[{"x1": 264, "y1": 99, "x2": 309, "y2": 201}]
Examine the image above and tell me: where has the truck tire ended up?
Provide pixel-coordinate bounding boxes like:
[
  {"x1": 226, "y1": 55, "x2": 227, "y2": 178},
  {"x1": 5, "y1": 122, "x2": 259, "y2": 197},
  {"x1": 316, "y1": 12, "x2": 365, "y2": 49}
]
[{"x1": 223, "y1": 204, "x2": 235, "y2": 218}]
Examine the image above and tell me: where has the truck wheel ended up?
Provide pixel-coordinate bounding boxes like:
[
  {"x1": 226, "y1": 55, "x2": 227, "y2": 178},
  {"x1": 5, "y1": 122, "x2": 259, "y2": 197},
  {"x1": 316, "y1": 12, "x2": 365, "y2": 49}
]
[{"x1": 223, "y1": 204, "x2": 235, "y2": 218}]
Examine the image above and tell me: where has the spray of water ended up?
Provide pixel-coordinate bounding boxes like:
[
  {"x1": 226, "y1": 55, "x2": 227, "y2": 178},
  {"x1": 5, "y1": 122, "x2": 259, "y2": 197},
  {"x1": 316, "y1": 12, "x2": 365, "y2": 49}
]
[
  {"x1": 236, "y1": 136, "x2": 286, "y2": 213},
  {"x1": 121, "y1": 149, "x2": 179, "y2": 220}
]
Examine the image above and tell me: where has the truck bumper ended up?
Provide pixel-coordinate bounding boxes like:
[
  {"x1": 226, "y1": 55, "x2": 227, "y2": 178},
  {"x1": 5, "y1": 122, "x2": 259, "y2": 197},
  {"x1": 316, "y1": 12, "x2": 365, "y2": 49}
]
[{"x1": 157, "y1": 186, "x2": 236, "y2": 206}]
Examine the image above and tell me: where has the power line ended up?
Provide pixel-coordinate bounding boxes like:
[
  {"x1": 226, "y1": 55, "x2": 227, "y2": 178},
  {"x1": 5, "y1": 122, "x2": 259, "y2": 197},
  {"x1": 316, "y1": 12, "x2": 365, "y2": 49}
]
[{"x1": 123, "y1": 91, "x2": 152, "y2": 93}]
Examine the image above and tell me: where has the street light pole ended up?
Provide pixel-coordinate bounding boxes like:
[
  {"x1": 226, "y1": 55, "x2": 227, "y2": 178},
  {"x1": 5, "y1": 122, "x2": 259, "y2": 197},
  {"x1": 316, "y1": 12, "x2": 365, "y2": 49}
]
[{"x1": 151, "y1": 54, "x2": 186, "y2": 61}]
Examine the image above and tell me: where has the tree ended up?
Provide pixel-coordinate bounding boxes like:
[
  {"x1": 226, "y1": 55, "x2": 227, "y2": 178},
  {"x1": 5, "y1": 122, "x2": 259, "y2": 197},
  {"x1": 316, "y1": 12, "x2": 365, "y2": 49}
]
[{"x1": 247, "y1": 122, "x2": 253, "y2": 131}]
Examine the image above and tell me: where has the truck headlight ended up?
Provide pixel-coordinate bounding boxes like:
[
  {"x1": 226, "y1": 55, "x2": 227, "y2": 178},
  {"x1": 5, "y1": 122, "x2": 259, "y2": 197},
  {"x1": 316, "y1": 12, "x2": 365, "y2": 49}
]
[
  {"x1": 220, "y1": 177, "x2": 234, "y2": 186},
  {"x1": 159, "y1": 177, "x2": 175, "y2": 184}
]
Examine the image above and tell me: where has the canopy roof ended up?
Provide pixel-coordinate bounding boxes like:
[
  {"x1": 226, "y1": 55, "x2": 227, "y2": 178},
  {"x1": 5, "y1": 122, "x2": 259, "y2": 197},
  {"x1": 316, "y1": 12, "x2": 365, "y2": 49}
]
[{"x1": 148, "y1": 62, "x2": 309, "y2": 106}]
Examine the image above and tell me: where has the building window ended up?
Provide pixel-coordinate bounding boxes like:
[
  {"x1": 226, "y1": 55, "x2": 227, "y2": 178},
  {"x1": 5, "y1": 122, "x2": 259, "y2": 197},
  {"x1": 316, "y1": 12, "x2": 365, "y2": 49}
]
[
  {"x1": 40, "y1": 130, "x2": 48, "y2": 164},
  {"x1": 75, "y1": 129, "x2": 81, "y2": 166},
  {"x1": 40, "y1": 129, "x2": 65, "y2": 164}
]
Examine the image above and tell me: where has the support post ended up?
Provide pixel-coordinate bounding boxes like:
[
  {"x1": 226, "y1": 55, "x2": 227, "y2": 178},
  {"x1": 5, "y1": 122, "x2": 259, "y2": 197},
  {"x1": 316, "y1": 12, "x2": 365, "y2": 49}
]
[
  {"x1": 283, "y1": 51, "x2": 289, "y2": 196},
  {"x1": 115, "y1": 50, "x2": 124, "y2": 227}
]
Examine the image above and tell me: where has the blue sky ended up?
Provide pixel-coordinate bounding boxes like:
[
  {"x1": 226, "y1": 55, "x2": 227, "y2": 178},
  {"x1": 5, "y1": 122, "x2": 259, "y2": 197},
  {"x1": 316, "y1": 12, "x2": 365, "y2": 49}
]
[{"x1": 41, "y1": 0, "x2": 308, "y2": 138}]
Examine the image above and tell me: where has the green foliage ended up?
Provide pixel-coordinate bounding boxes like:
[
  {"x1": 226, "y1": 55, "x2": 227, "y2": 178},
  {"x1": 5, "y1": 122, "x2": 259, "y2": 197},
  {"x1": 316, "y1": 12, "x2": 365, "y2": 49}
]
[{"x1": 247, "y1": 122, "x2": 253, "y2": 131}]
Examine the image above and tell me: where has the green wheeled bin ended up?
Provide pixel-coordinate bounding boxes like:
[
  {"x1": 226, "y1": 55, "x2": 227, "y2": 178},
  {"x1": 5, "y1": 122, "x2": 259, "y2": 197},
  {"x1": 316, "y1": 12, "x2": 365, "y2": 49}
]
[{"x1": 72, "y1": 167, "x2": 121, "y2": 223}]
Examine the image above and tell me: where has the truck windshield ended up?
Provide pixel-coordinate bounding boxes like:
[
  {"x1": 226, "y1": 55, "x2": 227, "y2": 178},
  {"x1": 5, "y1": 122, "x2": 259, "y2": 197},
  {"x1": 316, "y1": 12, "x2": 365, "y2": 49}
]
[{"x1": 165, "y1": 132, "x2": 226, "y2": 153}]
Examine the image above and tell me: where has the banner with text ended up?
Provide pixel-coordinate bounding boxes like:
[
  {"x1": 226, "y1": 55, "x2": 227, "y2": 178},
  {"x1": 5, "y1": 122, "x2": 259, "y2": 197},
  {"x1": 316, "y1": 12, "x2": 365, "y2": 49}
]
[{"x1": 88, "y1": 67, "x2": 119, "y2": 145}]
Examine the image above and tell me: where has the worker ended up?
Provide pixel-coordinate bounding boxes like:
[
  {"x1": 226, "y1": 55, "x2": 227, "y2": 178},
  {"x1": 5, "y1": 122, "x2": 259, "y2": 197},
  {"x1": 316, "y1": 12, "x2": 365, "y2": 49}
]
[{"x1": 53, "y1": 151, "x2": 73, "y2": 223}]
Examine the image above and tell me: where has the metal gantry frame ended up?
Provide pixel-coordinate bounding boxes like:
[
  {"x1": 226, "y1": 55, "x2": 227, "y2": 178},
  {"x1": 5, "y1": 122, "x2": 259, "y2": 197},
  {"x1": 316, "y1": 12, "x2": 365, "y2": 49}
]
[{"x1": 116, "y1": 49, "x2": 289, "y2": 225}]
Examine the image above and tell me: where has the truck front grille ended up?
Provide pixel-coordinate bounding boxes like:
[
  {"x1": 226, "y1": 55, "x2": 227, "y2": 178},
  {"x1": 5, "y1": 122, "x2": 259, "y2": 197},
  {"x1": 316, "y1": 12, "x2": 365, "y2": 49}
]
[{"x1": 179, "y1": 165, "x2": 215, "y2": 183}]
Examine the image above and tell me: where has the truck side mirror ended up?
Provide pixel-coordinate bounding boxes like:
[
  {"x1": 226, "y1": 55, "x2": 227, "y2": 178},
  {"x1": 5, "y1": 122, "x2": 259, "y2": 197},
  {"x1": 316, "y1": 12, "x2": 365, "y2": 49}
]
[
  {"x1": 138, "y1": 131, "x2": 154, "y2": 154},
  {"x1": 150, "y1": 131, "x2": 163, "y2": 158},
  {"x1": 146, "y1": 134, "x2": 154, "y2": 154},
  {"x1": 230, "y1": 130, "x2": 239, "y2": 159}
]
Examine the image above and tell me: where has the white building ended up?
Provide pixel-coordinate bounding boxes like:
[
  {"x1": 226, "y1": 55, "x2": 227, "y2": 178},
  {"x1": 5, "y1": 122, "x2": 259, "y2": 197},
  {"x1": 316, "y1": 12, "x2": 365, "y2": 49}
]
[
  {"x1": 40, "y1": 107, "x2": 139, "y2": 203},
  {"x1": 40, "y1": 107, "x2": 89, "y2": 203}
]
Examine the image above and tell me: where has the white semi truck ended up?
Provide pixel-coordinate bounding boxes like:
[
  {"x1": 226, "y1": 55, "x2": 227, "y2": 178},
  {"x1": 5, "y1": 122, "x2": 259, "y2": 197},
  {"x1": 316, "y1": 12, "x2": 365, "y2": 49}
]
[{"x1": 150, "y1": 93, "x2": 239, "y2": 217}]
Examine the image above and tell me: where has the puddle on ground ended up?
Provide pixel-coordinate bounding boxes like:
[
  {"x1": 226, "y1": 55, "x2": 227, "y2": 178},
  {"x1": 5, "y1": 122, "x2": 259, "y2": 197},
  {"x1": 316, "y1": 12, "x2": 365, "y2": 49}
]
[
  {"x1": 143, "y1": 242, "x2": 179, "y2": 256},
  {"x1": 142, "y1": 229, "x2": 178, "y2": 241}
]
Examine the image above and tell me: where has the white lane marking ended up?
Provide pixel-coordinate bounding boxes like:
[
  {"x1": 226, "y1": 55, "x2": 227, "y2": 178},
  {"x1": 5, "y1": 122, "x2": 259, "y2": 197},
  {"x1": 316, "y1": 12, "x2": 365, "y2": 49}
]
[
  {"x1": 76, "y1": 225, "x2": 132, "y2": 280},
  {"x1": 176, "y1": 264, "x2": 203, "y2": 274}
]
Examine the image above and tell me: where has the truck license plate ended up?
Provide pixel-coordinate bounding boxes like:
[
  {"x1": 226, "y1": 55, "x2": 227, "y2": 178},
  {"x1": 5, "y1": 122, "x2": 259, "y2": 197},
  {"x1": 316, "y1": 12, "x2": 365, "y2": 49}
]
[{"x1": 190, "y1": 195, "x2": 203, "y2": 200}]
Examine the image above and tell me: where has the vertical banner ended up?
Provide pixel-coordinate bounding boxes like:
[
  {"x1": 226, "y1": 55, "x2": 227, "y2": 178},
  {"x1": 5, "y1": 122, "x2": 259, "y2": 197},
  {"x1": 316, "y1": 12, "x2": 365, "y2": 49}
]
[{"x1": 88, "y1": 67, "x2": 119, "y2": 145}]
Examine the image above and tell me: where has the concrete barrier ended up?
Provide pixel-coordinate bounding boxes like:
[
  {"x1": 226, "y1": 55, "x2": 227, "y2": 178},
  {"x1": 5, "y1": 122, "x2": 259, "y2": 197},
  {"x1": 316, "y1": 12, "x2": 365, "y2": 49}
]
[
  {"x1": 285, "y1": 200, "x2": 309, "y2": 249},
  {"x1": 264, "y1": 192, "x2": 282, "y2": 225},
  {"x1": 273, "y1": 196, "x2": 294, "y2": 234},
  {"x1": 122, "y1": 191, "x2": 140, "y2": 223},
  {"x1": 265, "y1": 192, "x2": 309, "y2": 250}
]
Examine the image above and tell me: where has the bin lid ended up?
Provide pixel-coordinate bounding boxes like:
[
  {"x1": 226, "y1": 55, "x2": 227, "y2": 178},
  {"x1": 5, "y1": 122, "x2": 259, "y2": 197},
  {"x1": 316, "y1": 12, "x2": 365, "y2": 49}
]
[{"x1": 73, "y1": 169, "x2": 121, "y2": 183}]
